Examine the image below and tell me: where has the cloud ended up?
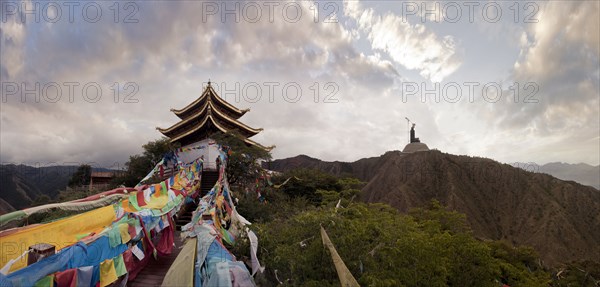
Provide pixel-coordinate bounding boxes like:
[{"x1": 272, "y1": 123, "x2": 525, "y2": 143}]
[
  {"x1": 343, "y1": 0, "x2": 462, "y2": 82},
  {"x1": 469, "y1": 1, "x2": 600, "y2": 164},
  {"x1": 1, "y1": 0, "x2": 597, "y2": 167},
  {"x1": 507, "y1": 1, "x2": 598, "y2": 132},
  {"x1": 1, "y1": 0, "x2": 400, "y2": 165},
  {"x1": 0, "y1": 6, "x2": 26, "y2": 80}
]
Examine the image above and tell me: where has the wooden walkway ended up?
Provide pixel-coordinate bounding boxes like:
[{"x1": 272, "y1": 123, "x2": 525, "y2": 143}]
[
  {"x1": 129, "y1": 171, "x2": 219, "y2": 286},
  {"x1": 128, "y1": 232, "x2": 185, "y2": 287}
]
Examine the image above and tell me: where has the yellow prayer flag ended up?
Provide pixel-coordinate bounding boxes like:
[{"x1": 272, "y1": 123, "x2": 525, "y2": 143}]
[
  {"x1": 320, "y1": 226, "x2": 360, "y2": 287},
  {"x1": 118, "y1": 223, "x2": 131, "y2": 244},
  {"x1": 161, "y1": 238, "x2": 197, "y2": 287},
  {"x1": 100, "y1": 258, "x2": 118, "y2": 287},
  {"x1": 0, "y1": 205, "x2": 116, "y2": 272}
]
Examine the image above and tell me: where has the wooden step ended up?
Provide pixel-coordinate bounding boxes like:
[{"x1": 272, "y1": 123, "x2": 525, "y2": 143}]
[{"x1": 127, "y1": 231, "x2": 184, "y2": 286}]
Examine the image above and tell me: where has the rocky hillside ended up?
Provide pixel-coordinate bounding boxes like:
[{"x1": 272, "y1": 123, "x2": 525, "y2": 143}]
[
  {"x1": 0, "y1": 198, "x2": 16, "y2": 214},
  {"x1": 265, "y1": 154, "x2": 382, "y2": 181},
  {"x1": 268, "y1": 151, "x2": 600, "y2": 266},
  {"x1": 0, "y1": 165, "x2": 77, "y2": 212}
]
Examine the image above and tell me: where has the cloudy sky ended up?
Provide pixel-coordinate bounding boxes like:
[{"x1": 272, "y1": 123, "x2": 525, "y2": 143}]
[{"x1": 1, "y1": 0, "x2": 599, "y2": 169}]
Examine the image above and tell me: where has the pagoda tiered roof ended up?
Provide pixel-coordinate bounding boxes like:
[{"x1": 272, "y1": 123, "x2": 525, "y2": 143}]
[
  {"x1": 158, "y1": 82, "x2": 271, "y2": 150},
  {"x1": 171, "y1": 85, "x2": 249, "y2": 120}
]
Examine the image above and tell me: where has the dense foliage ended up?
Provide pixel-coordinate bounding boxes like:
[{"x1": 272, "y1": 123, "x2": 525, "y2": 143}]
[
  {"x1": 67, "y1": 164, "x2": 91, "y2": 187},
  {"x1": 111, "y1": 138, "x2": 174, "y2": 187},
  {"x1": 552, "y1": 261, "x2": 600, "y2": 287},
  {"x1": 212, "y1": 132, "x2": 271, "y2": 186},
  {"x1": 233, "y1": 168, "x2": 557, "y2": 286}
]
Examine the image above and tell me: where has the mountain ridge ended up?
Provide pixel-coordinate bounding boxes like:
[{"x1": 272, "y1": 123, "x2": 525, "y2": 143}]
[
  {"x1": 0, "y1": 165, "x2": 82, "y2": 213},
  {"x1": 266, "y1": 150, "x2": 600, "y2": 266},
  {"x1": 512, "y1": 161, "x2": 599, "y2": 189}
]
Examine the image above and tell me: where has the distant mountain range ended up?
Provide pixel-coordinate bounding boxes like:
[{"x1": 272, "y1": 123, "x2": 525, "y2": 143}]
[
  {"x1": 0, "y1": 165, "x2": 78, "y2": 213},
  {"x1": 266, "y1": 151, "x2": 600, "y2": 267},
  {"x1": 0, "y1": 165, "x2": 117, "y2": 214},
  {"x1": 512, "y1": 162, "x2": 599, "y2": 189}
]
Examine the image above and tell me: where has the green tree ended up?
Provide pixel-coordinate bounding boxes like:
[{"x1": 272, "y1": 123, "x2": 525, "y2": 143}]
[
  {"x1": 272, "y1": 168, "x2": 341, "y2": 204},
  {"x1": 68, "y1": 164, "x2": 91, "y2": 187},
  {"x1": 142, "y1": 137, "x2": 174, "y2": 165},
  {"x1": 254, "y1": 202, "x2": 511, "y2": 286},
  {"x1": 488, "y1": 241, "x2": 551, "y2": 286},
  {"x1": 236, "y1": 184, "x2": 553, "y2": 287},
  {"x1": 227, "y1": 165, "x2": 559, "y2": 286},
  {"x1": 409, "y1": 199, "x2": 471, "y2": 234},
  {"x1": 551, "y1": 260, "x2": 599, "y2": 287},
  {"x1": 31, "y1": 194, "x2": 52, "y2": 206},
  {"x1": 212, "y1": 132, "x2": 271, "y2": 186},
  {"x1": 56, "y1": 188, "x2": 91, "y2": 202},
  {"x1": 111, "y1": 138, "x2": 174, "y2": 187}
]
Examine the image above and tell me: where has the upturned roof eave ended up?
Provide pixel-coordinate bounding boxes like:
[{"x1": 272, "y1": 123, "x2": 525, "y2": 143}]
[
  {"x1": 157, "y1": 101, "x2": 262, "y2": 136},
  {"x1": 172, "y1": 85, "x2": 247, "y2": 119},
  {"x1": 167, "y1": 115, "x2": 271, "y2": 151},
  {"x1": 164, "y1": 113, "x2": 259, "y2": 143}
]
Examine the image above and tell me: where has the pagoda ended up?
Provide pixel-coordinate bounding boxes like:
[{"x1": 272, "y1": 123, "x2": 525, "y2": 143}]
[{"x1": 157, "y1": 81, "x2": 271, "y2": 169}]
